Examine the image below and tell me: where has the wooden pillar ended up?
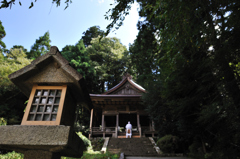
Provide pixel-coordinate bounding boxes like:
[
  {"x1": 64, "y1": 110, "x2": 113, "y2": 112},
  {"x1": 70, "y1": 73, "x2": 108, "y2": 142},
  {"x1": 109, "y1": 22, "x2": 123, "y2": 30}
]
[
  {"x1": 137, "y1": 113, "x2": 140, "y2": 127},
  {"x1": 102, "y1": 114, "x2": 105, "y2": 138},
  {"x1": 116, "y1": 114, "x2": 119, "y2": 138},
  {"x1": 116, "y1": 114, "x2": 119, "y2": 127},
  {"x1": 137, "y1": 113, "x2": 141, "y2": 137},
  {"x1": 89, "y1": 109, "x2": 93, "y2": 139}
]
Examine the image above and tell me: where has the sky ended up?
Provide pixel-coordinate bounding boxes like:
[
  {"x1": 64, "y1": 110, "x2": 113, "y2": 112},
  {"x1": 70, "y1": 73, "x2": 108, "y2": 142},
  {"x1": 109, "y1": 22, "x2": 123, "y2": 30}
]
[{"x1": 0, "y1": 0, "x2": 140, "y2": 51}]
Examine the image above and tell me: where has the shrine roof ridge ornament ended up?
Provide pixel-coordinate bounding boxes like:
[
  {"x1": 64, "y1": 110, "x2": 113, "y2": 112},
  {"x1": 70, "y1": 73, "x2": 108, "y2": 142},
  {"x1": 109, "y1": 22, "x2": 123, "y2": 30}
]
[{"x1": 8, "y1": 46, "x2": 93, "y2": 109}]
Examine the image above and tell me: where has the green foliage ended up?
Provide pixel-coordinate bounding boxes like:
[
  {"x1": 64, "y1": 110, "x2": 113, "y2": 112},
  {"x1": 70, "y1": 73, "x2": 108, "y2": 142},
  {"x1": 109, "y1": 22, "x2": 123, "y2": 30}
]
[
  {"x1": 105, "y1": 0, "x2": 134, "y2": 34},
  {"x1": 0, "y1": 48, "x2": 31, "y2": 91},
  {"x1": 0, "y1": 48, "x2": 31, "y2": 124},
  {"x1": 0, "y1": 20, "x2": 6, "y2": 51},
  {"x1": 61, "y1": 39, "x2": 94, "y2": 131},
  {"x1": 157, "y1": 135, "x2": 179, "y2": 154},
  {"x1": 0, "y1": 117, "x2": 7, "y2": 126},
  {"x1": 188, "y1": 139, "x2": 205, "y2": 159},
  {"x1": 80, "y1": 151, "x2": 119, "y2": 159},
  {"x1": 61, "y1": 39, "x2": 94, "y2": 79},
  {"x1": 11, "y1": 45, "x2": 28, "y2": 53},
  {"x1": 129, "y1": 22, "x2": 160, "y2": 88},
  {"x1": 0, "y1": 151, "x2": 23, "y2": 159},
  {"x1": 108, "y1": 0, "x2": 240, "y2": 158},
  {"x1": 91, "y1": 138, "x2": 104, "y2": 151},
  {"x1": 86, "y1": 36, "x2": 129, "y2": 93},
  {"x1": 82, "y1": 26, "x2": 104, "y2": 47},
  {"x1": 62, "y1": 133, "x2": 118, "y2": 159},
  {"x1": 0, "y1": 0, "x2": 72, "y2": 9},
  {"x1": 27, "y1": 31, "x2": 51, "y2": 59}
]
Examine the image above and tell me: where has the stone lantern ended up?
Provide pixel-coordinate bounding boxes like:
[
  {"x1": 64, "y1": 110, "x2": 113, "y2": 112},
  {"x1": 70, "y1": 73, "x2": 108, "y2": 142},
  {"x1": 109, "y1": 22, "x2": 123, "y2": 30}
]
[{"x1": 0, "y1": 46, "x2": 93, "y2": 159}]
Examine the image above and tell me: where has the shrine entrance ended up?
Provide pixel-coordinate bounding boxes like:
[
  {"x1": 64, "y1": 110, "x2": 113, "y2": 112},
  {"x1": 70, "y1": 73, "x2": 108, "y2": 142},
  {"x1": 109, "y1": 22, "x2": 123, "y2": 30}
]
[{"x1": 119, "y1": 113, "x2": 137, "y2": 128}]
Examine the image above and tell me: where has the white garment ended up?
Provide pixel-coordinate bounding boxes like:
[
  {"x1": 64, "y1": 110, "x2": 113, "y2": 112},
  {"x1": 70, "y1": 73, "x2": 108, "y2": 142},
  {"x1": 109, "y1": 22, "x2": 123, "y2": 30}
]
[
  {"x1": 125, "y1": 122, "x2": 132, "y2": 129},
  {"x1": 125, "y1": 122, "x2": 132, "y2": 138}
]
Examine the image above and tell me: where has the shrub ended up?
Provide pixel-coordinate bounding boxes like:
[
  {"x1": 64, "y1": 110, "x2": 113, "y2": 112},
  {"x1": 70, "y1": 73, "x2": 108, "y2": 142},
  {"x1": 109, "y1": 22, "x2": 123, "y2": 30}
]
[
  {"x1": 0, "y1": 117, "x2": 7, "y2": 126},
  {"x1": 80, "y1": 151, "x2": 119, "y2": 159},
  {"x1": 91, "y1": 138, "x2": 104, "y2": 151},
  {"x1": 157, "y1": 134, "x2": 179, "y2": 153},
  {"x1": 0, "y1": 151, "x2": 23, "y2": 159}
]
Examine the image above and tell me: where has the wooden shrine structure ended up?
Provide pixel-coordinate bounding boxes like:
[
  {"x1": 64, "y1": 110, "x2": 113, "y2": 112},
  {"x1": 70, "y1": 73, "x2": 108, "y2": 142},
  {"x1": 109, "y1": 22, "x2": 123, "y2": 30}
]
[{"x1": 89, "y1": 74, "x2": 157, "y2": 138}]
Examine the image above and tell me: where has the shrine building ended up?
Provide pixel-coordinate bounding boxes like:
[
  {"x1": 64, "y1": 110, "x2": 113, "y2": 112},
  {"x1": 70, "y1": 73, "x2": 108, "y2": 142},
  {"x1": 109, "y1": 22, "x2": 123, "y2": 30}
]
[{"x1": 89, "y1": 74, "x2": 157, "y2": 138}]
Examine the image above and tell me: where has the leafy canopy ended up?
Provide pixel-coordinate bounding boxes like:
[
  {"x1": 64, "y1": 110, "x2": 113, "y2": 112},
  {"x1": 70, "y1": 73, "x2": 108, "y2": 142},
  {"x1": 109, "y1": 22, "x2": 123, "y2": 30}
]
[
  {"x1": 0, "y1": 48, "x2": 31, "y2": 125},
  {"x1": 86, "y1": 36, "x2": 128, "y2": 93},
  {"x1": 27, "y1": 31, "x2": 51, "y2": 59}
]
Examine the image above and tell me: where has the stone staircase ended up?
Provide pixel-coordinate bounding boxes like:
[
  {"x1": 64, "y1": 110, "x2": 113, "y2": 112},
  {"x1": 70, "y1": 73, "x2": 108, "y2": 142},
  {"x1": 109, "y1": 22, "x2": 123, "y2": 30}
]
[{"x1": 107, "y1": 138, "x2": 159, "y2": 156}]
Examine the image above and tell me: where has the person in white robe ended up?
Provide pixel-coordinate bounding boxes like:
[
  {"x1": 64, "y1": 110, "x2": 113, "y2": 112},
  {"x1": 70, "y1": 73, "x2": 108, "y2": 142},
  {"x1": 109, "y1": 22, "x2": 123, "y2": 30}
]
[{"x1": 125, "y1": 121, "x2": 132, "y2": 138}]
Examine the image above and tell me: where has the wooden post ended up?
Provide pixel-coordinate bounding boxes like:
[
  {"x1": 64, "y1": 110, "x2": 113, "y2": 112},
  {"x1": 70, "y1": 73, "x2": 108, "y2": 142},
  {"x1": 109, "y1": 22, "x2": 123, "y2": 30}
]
[
  {"x1": 89, "y1": 109, "x2": 93, "y2": 139},
  {"x1": 137, "y1": 113, "x2": 140, "y2": 127},
  {"x1": 116, "y1": 114, "x2": 119, "y2": 138},
  {"x1": 102, "y1": 114, "x2": 105, "y2": 138},
  {"x1": 137, "y1": 113, "x2": 141, "y2": 137}
]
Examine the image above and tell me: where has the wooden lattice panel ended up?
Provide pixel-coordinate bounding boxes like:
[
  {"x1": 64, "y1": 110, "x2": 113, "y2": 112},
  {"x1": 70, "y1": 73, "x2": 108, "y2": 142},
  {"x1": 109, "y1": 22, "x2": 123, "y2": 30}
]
[{"x1": 21, "y1": 85, "x2": 67, "y2": 125}]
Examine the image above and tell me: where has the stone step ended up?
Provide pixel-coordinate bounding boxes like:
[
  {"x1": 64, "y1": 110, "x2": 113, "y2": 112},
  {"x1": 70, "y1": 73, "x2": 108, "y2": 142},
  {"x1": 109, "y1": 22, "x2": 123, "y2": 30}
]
[
  {"x1": 107, "y1": 138, "x2": 159, "y2": 156},
  {"x1": 118, "y1": 135, "x2": 140, "y2": 138}
]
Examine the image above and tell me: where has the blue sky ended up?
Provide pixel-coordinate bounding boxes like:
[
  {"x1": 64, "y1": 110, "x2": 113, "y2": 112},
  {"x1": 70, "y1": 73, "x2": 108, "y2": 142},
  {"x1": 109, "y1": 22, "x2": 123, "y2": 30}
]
[{"x1": 0, "y1": 0, "x2": 139, "y2": 51}]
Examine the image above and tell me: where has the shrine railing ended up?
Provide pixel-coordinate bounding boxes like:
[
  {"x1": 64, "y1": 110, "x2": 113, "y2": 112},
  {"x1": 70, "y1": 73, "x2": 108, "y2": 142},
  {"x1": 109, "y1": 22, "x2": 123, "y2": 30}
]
[
  {"x1": 91, "y1": 127, "x2": 116, "y2": 132},
  {"x1": 90, "y1": 126, "x2": 156, "y2": 138}
]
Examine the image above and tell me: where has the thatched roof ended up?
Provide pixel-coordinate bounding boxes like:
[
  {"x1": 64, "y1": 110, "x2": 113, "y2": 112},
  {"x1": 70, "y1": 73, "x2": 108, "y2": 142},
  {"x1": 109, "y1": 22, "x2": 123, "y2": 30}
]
[{"x1": 8, "y1": 46, "x2": 92, "y2": 109}]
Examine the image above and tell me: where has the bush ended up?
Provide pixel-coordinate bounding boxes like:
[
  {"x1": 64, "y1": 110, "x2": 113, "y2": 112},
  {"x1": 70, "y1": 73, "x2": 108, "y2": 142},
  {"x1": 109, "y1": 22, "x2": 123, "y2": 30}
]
[
  {"x1": 0, "y1": 151, "x2": 23, "y2": 159},
  {"x1": 0, "y1": 117, "x2": 7, "y2": 126},
  {"x1": 156, "y1": 134, "x2": 179, "y2": 153},
  {"x1": 91, "y1": 138, "x2": 104, "y2": 151},
  {"x1": 80, "y1": 151, "x2": 119, "y2": 159}
]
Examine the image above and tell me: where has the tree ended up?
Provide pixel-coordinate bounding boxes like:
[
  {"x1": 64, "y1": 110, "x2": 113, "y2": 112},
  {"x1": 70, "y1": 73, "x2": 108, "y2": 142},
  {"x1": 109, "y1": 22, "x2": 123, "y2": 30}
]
[
  {"x1": 61, "y1": 39, "x2": 95, "y2": 83},
  {"x1": 11, "y1": 45, "x2": 27, "y2": 53},
  {"x1": 0, "y1": 21, "x2": 6, "y2": 52},
  {"x1": 86, "y1": 36, "x2": 128, "y2": 93},
  {"x1": 82, "y1": 26, "x2": 104, "y2": 47},
  {"x1": 107, "y1": 0, "x2": 240, "y2": 158},
  {"x1": 129, "y1": 22, "x2": 159, "y2": 88},
  {"x1": 61, "y1": 39, "x2": 95, "y2": 131},
  {"x1": 0, "y1": 48, "x2": 31, "y2": 125},
  {"x1": 27, "y1": 31, "x2": 51, "y2": 59},
  {"x1": 0, "y1": 0, "x2": 72, "y2": 9}
]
